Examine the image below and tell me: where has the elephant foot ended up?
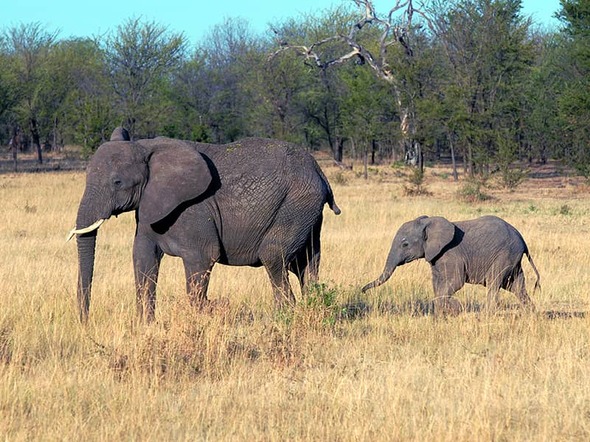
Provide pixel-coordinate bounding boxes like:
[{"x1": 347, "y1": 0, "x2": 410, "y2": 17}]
[
  {"x1": 518, "y1": 297, "x2": 537, "y2": 314},
  {"x1": 434, "y1": 297, "x2": 463, "y2": 318},
  {"x1": 273, "y1": 289, "x2": 296, "y2": 310},
  {"x1": 194, "y1": 297, "x2": 231, "y2": 316},
  {"x1": 524, "y1": 302, "x2": 537, "y2": 314}
]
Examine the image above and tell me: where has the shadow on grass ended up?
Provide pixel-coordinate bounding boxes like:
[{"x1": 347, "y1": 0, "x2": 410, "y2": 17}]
[
  {"x1": 349, "y1": 297, "x2": 587, "y2": 320},
  {"x1": 337, "y1": 300, "x2": 372, "y2": 320},
  {"x1": 376, "y1": 299, "x2": 435, "y2": 316},
  {"x1": 375, "y1": 298, "x2": 485, "y2": 316},
  {"x1": 543, "y1": 310, "x2": 587, "y2": 320},
  {"x1": 335, "y1": 298, "x2": 439, "y2": 318}
]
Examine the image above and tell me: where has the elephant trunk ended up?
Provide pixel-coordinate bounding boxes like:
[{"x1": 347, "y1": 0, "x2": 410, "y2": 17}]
[
  {"x1": 74, "y1": 196, "x2": 108, "y2": 322},
  {"x1": 76, "y1": 232, "x2": 97, "y2": 322},
  {"x1": 361, "y1": 250, "x2": 399, "y2": 293}
]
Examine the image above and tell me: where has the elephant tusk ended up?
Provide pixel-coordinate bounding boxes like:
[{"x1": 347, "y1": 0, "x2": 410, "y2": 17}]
[{"x1": 66, "y1": 219, "x2": 107, "y2": 242}]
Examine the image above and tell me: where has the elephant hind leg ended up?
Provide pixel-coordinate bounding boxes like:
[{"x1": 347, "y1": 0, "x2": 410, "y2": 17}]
[
  {"x1": 263, "y1": 258, "x2": 296, "y2": 307},
  {"x1": 290, "y1": 219, "x2": 322, "y2": 293},
  {"x1": 260, "y1": 206, "x2": 322, "y2": 307},
  {"x1": 505, "y1": 267, "x2": 535, "y2": 311},
  {"x1": 486, "y1": 286, "x2": 501, "y2": 313}
]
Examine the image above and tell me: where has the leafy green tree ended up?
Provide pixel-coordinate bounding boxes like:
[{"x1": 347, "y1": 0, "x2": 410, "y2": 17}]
[
  {"x1": 167, "y1": 52, "x2": 212, "y2": 141},
  {"x1": 520, "y1": 30, "x2": 564, "y2": 164},
  {"x1": 102, "y1": 18, "x2": 186, "y2": 139},
  {"x1": 556, "y1": 0, "x2": 590, "y2": 176},
  {"x1": 3, "y1": 22, "x2": 58, "y2": 163},
  {"x1": 271, "y1": 1, "x2": 443, "y2": 166},
  {"x1": 340, "y1": 65, "x2": 395, "y2": 174},
  {"x1": 258, "y1": 46, "x2": 308, "y2": 141},
  {"x1": 56, "y1": 38, "x2": 115, "y2": 151},
  {"x1": 0, "y1": 34, "x2": 19, "y2": 139},
  {"x1": 424, "y1": 0, "x2": 533, "y2": 176},
  {"x1": 198, "y1": 17, "x2": 263, "y2": 143},
  {"x1": 256, "y1": 18, "x2": 315, "y2": 143}
]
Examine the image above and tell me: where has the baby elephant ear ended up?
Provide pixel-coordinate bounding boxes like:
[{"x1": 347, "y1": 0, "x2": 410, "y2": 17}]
[
  {"x1": 422, "y1": 216, "x2": 456, "y2": 262},
  {"x1": 139, "y1": 140, "x2": 212, "y2": 225}
]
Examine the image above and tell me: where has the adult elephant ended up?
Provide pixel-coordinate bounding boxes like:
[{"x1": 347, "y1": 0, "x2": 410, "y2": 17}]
[{"x1": 68, "y1": 128, "x2": 341, "y2": 322}]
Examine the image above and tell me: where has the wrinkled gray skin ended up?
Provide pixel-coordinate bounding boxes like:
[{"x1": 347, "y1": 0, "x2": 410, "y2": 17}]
[
  {"x1": 74, "y1": 127, "x2": 341, "y2": 322},
  {"x1": 362, "y1": 215, "x2": 540, "y2": 314}
]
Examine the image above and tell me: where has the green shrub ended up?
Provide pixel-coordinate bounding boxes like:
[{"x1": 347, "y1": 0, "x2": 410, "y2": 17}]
[
  {"x1": 458, "y1": 178, "x2": 491, "y2": 202},
  {"x1": 500, "y1": 167, "x2": 528, "y2": 190},
  {"x1": 403, "y1": 167, "x2": 431, "y2": 196}
]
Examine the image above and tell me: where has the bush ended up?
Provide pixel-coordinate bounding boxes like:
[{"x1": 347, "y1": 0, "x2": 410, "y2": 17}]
[
  {"x1": 402, "y1": 167, "x2": 431, "y2": 196},
  {"x1": 457, "y1": 178, "x2": 491, "y2": 202},
  {"x1": 332, "y1": 171, "x2": 349, "y2": 186},
  {"x1": 500, "y1": 167, "x2": 528, "y2": 190}
]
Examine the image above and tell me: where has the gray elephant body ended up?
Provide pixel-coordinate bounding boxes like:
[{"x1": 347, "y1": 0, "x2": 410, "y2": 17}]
[
  {"x1": 362, "y1": 215, "x2": 540, "y2": 313},
  {"x1": 73, "y1": 129, "x2": 340, "y2": 322}
]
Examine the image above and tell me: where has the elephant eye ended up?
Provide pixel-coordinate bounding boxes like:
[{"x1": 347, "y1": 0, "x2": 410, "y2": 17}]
[
  {"x1": 112, "y1": 178, "x2": 123, "y2": 189},
  {"x1": 401, "y1": 241, "x2": 409, "y2": 248}
]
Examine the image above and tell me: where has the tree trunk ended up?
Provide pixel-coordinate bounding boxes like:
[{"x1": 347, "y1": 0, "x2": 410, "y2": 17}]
[
  {"x1": 414, "y1": 140, "x2": 424, "y2": 174},
  {"x1": 10, "y1": 126, "x2": 18, "y2": 172},
  {"x1": 364, "y1": 147, "x2": 368, "y2": 180},
  {"x1": 467, "y1": 143, "x2": 474, "y2": 177},
  {"x1": 53, "y1": 116, "x2": 59, "y2": 152},
  {"x1": 333, "y1": 136, "x2": 344, "y2": 163},
  {"x1": 30, "y1": 117, "x2": 43, "y2": 164},
  {"x1": 448, "y1": 131, "x2": 458, "y2": 181}
]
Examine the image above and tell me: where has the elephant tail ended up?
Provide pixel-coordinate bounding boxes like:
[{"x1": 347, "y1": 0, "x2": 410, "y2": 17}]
[
  {"x1": 525, "y1": 251, "x2": 541, "y2": 294},
  {"x1": 327, "y1": 192, "x2": 341, "y2": 215},
  {"x1": 314, "y1": 160, "x2": 341, "y2": 215}
]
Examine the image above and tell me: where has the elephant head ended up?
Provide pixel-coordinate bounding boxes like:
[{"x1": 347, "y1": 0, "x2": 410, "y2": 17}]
[
  {"x1": 69, "y1": 128, "x2": 213, "y2": 322},
  {"x1": 361, "y1": 216, "x2": 456, "y2": 292}
]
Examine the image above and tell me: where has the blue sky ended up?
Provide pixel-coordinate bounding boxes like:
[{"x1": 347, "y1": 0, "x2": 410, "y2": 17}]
[{"x1": 0, "y1": 0, "x2": 562, "y2": 45}]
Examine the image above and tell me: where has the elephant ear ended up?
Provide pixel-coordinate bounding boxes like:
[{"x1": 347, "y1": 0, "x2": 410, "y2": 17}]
[
  {"x1": 422, "y1": 216, "x2": 456, "y2": 262},
  {"x1": 139, "y1": 140, "x2": 212, "y2": 225},
  {"x1": 110, "y1": 127, "x2": 130, "y2": 141}
]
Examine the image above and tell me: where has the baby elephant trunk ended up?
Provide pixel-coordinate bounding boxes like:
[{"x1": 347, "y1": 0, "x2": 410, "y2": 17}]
[{"x1": 361, "y1": 252, "x2": 398, "y2": 293}]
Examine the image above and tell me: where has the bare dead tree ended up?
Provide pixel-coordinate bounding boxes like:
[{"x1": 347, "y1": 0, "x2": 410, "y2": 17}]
[{"x1": 271, "y1": 0, "x2": 425, "y2": 169}]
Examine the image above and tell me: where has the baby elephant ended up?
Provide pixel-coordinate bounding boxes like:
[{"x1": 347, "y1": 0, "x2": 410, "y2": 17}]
[{"x1": 362, "y1": 215, "x2": 540, "y2": 314}]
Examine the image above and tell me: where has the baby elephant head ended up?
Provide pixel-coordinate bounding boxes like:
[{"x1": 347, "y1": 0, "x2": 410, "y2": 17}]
[{"x1": 362, "y1": 216, "x2": 456, "y2": 292}]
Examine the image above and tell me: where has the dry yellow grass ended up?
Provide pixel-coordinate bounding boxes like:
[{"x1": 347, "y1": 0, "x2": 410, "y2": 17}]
[{"x1": 0, "y1": 162, "x2": 589, "y2": 441}]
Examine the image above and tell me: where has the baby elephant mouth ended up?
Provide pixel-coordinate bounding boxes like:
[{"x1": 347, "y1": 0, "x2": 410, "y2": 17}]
[{"x1": 66, "y1": 219, "x2": 107, "y2": 242}]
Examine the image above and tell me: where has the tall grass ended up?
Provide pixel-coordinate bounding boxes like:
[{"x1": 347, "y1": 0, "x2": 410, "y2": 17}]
[{"x1": 0, "y1": 166, "x2": 589, "y2": 440}]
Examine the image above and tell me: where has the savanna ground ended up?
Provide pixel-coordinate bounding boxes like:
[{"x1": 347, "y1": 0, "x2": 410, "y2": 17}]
[{"x1": 0, "y1": 149, "x2": 589, "y2": 441}]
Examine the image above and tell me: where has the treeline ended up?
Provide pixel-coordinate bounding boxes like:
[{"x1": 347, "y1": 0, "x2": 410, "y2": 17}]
[{"x1": 0, "y1": 0, "x2": 588, "y2": 178}]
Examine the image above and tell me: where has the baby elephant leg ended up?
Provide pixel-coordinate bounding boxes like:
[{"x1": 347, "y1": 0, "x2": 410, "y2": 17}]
[
  {"x1": 506, "y1": 267, "x2": 536, "y2": 312},
  {"x1": 431, "y1": 270, "x2": 464, "y2": 317},
  {"x1": 485, "y1": 283, "x2": 502, "y2": 313}
]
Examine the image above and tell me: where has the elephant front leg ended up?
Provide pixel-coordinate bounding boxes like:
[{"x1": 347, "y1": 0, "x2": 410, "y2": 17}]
[
  {"x1": 183, "y1": 258, "x2": 215, "y2": 309},
  {"x1": 133, "y1": 237, "x2": 163, "y2": 323},
  {"x1": 431, "y1": 267, "x2": 464, "y2": 317}
]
